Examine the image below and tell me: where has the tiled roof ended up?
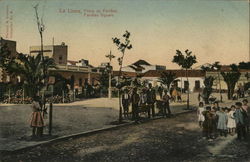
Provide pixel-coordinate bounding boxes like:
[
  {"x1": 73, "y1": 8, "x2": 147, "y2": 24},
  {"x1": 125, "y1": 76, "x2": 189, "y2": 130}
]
[
  {"x1": 142, "y1": 70, "x2": 206, "y2": 78},
  {"x1": 113, "y1": 69, "x2": 206, "y2": 78},
  {"x1": 113, "y1": 71, "x2": 138, "y2": 77},
  {"x1": 132, "y1": 59, "x2": 151, "y2": 66}
]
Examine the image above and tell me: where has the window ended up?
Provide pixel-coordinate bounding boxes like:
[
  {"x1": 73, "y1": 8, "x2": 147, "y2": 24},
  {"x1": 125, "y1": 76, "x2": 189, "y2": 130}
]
[
  {"x1": 195, "y1": 80, "x2": 200, "y2": 89},
  {"x1": 79, "y1": 78, "x2": 82, "y2": 86},
  {"x1": 184, "y1": 81, "x2": 189, "y2": 91}
]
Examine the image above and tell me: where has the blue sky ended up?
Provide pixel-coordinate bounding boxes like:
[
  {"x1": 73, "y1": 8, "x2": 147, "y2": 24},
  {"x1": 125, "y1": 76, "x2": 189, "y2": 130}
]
[{"x1": 0, "y1": 0, "x2": 249, "y2": 69}]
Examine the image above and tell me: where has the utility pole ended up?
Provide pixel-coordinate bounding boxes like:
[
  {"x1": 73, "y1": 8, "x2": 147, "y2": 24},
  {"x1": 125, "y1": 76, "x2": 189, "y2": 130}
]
[{"x1": 105, "y1": 50, "x2": 115, "y2": 99}]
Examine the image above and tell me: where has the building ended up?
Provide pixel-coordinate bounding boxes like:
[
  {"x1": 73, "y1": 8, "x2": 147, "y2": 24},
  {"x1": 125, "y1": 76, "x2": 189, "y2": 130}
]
[
  {"x1": 141, "y1": 69, "x2": 205, "y2": 92},
  {"x1": 49, "y1": 64, "x2": 100, "y2": 93},
  {"x1": 122, "y1": 60, "x2": 166, "y2": 73},
  {"x1": 113, "y1": 69, "x2": 205, "y2": 92},
  {"x1": 30, "y1": 42, "x2": 68, "y2": 65},
  {"x1": 0, "y1": 38, "x2": 18, "y2": 83}
]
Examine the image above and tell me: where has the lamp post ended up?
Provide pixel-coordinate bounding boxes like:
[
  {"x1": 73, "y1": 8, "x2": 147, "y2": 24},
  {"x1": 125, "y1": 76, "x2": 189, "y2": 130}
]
[{"x1": 105, "y1": 51, "x2": 115, "y2": 99}]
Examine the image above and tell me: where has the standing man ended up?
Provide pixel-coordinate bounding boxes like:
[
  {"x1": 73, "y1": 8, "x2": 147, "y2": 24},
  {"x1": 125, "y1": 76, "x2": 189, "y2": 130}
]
[
  {"x1": 162, "y1": 89, "x2": 171, "y2": 117},
  {"x1": 147, "y1": 83, "x2": 156, "y2": 118},
  {"x1": 122, "y1": 88, "x2": 130, "y2": 118},
  {"x1": 158, "y1": 84, "x2": 163, "y2": 99},
  {"x1": 234, "y1": 102, "x2": 247, "y2": 140},
  {"x1": 131, "y1": 87, "x2": 140, "y2": 121}
]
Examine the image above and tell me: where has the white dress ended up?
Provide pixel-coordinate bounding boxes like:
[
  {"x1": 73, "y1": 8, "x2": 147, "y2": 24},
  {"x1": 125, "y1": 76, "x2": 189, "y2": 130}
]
[
  {"x1": 227, "y1": 111, "x2": 236, "y2": 129},
  {"x1": 197, "y1": 107, "x2": 205, "y2": 122}
]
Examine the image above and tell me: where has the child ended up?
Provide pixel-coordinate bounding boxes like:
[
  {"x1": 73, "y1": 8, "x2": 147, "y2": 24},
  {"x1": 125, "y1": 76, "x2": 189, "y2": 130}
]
[
  {"x1": 227, "y1": 105, "x2": 236, "y2": 135},
  {"x1": 216, "y1": 107, "x2": 228, "y2": 137},
  {"x1": 202, "y1": 106, "x2": 213, "y2": 140},
  {"x1": 197, "y1": 102, "x2": 205, "y2": 128},
  {"x1": 210, "y1": 107, "x2": 218, "y2": 139},
  {"x1": 30, "y1": 96, "x2": 45, "y2": 137}
]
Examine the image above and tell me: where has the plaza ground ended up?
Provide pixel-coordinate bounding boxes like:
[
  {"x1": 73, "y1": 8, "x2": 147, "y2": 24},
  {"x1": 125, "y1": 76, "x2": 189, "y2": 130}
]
[{"x1": 0, "y1": 92, "x2": 201, "y2": 151}]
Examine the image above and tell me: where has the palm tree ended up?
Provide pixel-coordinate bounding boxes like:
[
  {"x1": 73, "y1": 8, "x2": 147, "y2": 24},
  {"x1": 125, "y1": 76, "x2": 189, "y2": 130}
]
[
  {"x1": 172, "y1": 49, "x2": 197, "y2": 109},
  {"x1": 5, "y1": 53, "x2": 56, "y2": 98},
  {"x1": 202, "y1": 76, "x2": 215, "y2": 104},
  {"x1": 158, "y1": 71, "x2": 177, "y2": 91},
  {"x1": 0, "y1": 43, "x2": 12, "y2": 69},
  {"x1": 221, "y1": 64, "x2": 241, "y2": 100},
  {"x1": 201, "y1": 62, "x2": 222, "y2": 102}
]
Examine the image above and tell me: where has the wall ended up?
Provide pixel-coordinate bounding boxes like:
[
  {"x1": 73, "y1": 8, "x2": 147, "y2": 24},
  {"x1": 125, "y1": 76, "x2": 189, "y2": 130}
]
[
  {"x1": 53, "y1": 45, "x2": 68, "y2": 65},
  {"x1": 141, "y1": 76, "x2": 204, "y2": 92}
]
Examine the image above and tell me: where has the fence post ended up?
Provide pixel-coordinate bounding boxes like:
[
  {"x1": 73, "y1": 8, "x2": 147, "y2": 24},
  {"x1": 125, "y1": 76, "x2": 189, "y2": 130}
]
[
  {"x1": 8, "y1": 88, "x2": 10, "y2": 103},
  {"x1": 49, "y1": 102, "x2": 53, "y2": 135},
  {"x1": 22, "y1": 88, "x2": 25, "y2": 104}
]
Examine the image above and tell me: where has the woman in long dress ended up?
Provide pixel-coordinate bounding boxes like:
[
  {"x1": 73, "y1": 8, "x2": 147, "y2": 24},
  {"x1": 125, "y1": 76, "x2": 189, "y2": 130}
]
[
  {"x1": 227, "y1": 105, "x2": 236, "y2": 135},
  {"x1": 30, "y1": 96, "x2": 45, "y2": 137}
]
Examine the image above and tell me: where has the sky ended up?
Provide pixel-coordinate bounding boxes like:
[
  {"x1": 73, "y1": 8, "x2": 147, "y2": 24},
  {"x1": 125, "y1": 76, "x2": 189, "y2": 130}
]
[{"x1": 0, "y1": 0, "x2": 249, "y2": 70}]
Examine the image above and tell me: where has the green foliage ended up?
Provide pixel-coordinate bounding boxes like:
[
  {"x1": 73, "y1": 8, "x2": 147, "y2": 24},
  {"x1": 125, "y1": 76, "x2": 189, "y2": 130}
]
[
  {"x1": 98, "y1": 67, "x2": 110, "y2": 88},
  {"x1": 172, "y1": 49, "x2": 197, "y2": 69},
  {"x1": 238, "y1": 61, "x2": 250, "y2": 70},
  {"x1": 221, "y1": 64, "x2": 241, "y2": 99},
  {"x1": 158, "y1": 71, "x2": 177, "y2": 90},
  {"x1": 4, "y1": 53, "x2": 56, "y2": 98},
  {"x1": 112, "y1": 31, "x2": 133, "y2": 88},
  {"x1": 202, "y1": 76, "x2": 215, "y2": 104},
  {"x1": 212, "y1": 61, "x2": 222, "y2": 70},
  {"x1": 201, "y1": 62, "x2": 222, "y2": 72},
  {"x1": 0, "y1": 44, "x2": 12, "y2": 69}
]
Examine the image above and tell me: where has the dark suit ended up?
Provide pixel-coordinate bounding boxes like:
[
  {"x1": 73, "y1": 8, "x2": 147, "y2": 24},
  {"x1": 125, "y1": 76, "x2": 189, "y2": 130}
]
[
  {"x1": 122, "y1": 93, "x2": 130, "y2": 117},
  {"x1": 147, "y1": 88, "x2": 156, "y2": 118},
  {"x1": 162, "y1": 94, "x2": 171, "y2": 117},
  {"x1": 131, "y1": 92, "x2": 140, "y2": 120}
]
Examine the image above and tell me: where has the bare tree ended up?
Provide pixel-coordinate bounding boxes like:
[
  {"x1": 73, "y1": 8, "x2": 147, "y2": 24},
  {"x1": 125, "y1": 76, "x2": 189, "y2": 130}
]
[{"x1": 112, "y1": 31, "x2": 132, "y2": 123}]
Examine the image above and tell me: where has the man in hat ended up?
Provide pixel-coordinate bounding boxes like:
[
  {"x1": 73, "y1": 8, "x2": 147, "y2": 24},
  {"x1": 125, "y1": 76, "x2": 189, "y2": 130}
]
[
  {"x1": 122, "y1": 88, "x2": 130, "y2": 118},
  {"x1": 234, "y1": 102, "x2": 247, "y2": 140},
  {"x1": 147, "y1": 83, "x2": 156, "y2": 118},
  {"x1": 162, "y1": 89, "x2": 172, "y2": 117}
]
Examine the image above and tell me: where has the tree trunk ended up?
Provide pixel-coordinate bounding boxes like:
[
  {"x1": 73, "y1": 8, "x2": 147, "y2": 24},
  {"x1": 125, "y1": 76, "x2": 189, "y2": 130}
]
[
  {"x1": 218, "y1": 72, "x2": 222, "y2": 102},
  {"x1": 227, "y1": 87, "x2": 231, "y2": 100},
  {"x1": 185, "y1": 69, "x2": 190, "y2": 109},
  {"x1": 230, "y1": 84, "x2": 235, "y2": 100}
]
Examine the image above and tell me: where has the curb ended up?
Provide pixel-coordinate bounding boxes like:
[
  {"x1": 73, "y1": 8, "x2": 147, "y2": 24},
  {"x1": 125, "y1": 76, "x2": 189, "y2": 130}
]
[{"x1": 1, "y1": 109, "x2": 194, "y2": 154}]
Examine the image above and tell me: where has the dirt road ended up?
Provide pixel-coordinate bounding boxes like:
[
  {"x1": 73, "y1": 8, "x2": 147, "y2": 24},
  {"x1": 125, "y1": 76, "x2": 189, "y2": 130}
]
[{"x1": 1, "y1": 111, "x2": 250, "y2": 162}]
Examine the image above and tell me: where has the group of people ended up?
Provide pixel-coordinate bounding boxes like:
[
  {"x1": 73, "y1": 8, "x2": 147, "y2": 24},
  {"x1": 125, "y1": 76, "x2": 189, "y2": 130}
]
[
  {"x1": 122, "y1": 83, "x2": 172, "y2": 121},
  {"x1": 157, "y1": 85, "x2": 182, "y2": 103},
  {"x1": 197, "y1": 99, "x2": 250, "y2": 141}
]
